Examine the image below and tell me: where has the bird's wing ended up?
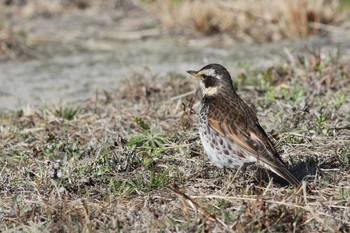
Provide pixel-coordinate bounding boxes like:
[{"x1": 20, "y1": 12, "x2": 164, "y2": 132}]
[
  {"x1": 208, "y1": 114, "x2": 300, "y2": 187},
  {"x1": 207, "y1": 116, "x2": 276, "y2": 159},
  {"x1": 206, "y1": 97, "x2": 288, "y2": 167}
]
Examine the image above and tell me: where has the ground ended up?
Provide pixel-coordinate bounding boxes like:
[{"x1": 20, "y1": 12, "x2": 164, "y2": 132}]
[{"x1": 0, "y1": 1, "x2": 350, "y2": 232}]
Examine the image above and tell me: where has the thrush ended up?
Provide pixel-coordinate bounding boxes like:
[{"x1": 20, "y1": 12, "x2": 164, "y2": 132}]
[{"x1": 187, "y1": 63, "x2": 300, "y2": 187}]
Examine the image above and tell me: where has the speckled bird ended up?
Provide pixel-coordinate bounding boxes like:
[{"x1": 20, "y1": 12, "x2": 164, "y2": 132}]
[{"x1": 187, "y1": 63, "x2": 300, "y2": 187}]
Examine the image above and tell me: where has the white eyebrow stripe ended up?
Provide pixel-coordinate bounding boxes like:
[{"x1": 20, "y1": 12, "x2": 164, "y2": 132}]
[{"x1": 199, "y1": 68, "x2": 218, "y2": 78}]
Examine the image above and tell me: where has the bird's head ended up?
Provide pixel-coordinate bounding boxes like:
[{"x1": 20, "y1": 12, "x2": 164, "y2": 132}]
[{"x1": 187, "y1": 63, "x2": 234, "y2": 97}]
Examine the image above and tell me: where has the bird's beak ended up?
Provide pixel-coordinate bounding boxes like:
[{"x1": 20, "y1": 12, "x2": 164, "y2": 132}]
[{"x1": 186, "y1": 70, "x2": 200, "y2": 78}]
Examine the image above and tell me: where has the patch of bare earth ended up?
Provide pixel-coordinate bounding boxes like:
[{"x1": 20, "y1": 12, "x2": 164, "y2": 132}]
[{"x1": 1, "y1": 50, "x2": 349, "y2": 232}]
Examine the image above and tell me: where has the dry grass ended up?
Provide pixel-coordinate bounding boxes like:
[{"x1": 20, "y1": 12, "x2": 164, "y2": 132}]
[
  {"x1": 1, "y1": 0, "x2": 132, "y2": 17},
  {"x1": 146, "y1": 0, "x2": 341, "y2": 42},
  {"x1": 1, "y1": 50, "x2": 350, "y2": 232},
  {"x1": 0, "y1": 27, "x2": 36, "y2": 60}
]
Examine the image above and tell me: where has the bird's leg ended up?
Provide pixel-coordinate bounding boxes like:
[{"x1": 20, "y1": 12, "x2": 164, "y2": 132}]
[
  {"x1": 259, "y1": 167, "x2": 263, "y2": 188},
  {"x1": 223, "y1": 164, "x2": 247, "y2": 192},
  {"x1": 231, "y1": 164, "x2": 247, "y2": 183}
]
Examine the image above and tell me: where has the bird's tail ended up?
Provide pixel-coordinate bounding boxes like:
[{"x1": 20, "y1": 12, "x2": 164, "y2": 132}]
[{"x1": 259, "y1": 158, "x2": 300, "y2": 188}]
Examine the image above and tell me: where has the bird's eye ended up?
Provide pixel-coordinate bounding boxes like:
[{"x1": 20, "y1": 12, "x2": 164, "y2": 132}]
[{"x1": 201, "y1": 74, "x2": 208, "y2": 79}]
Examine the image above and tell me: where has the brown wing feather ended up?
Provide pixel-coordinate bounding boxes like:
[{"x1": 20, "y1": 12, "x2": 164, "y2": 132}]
[
  {"x1": 208, "y1": 116, "x2": 273, "y2": 160},
  {"x1": 208, "y1": 118, "x2": 254, "y2": 155},
  {"x1": 207, "y1": 96, "x2": 300, "y2": 187},
  {"x1": 207, "y1": 94, "x2": 280, "y2": 160}
]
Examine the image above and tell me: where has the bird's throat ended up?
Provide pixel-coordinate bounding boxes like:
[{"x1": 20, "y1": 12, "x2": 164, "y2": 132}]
[{"x1": 203, "y1": 86, "x2": 219, "y2": 96}]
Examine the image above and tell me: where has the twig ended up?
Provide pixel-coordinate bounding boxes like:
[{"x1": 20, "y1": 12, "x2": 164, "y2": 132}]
[
  {"x1": 170, "y1": 90, "x2": 196, "y2": 101},
  {"x1": 167, "y1": 186, "x2": 231, "y2": 231},
  {"x1": 191, "y1": 194, "x2": 350, "y2": 225}
]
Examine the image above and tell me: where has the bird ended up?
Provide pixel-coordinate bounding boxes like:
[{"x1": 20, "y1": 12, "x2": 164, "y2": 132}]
[{"x1": 186, "y1": 63, "x2": 300, "y2": 187}]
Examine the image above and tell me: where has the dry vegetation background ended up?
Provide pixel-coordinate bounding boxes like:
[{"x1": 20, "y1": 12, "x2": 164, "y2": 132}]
[
  {"x1": 147, "y1": 0, "x2": 340, "y2": 41},
  {"x1": 0, "y1": 0, "x2": 350, "y2": 232}
]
